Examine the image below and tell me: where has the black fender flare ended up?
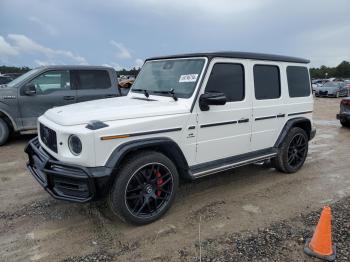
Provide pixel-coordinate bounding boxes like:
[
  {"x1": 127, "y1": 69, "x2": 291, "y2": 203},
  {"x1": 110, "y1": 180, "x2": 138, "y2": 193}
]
[
  {"x1": 274, "y1": 117, "x2": 312, "y2": 148},
  {"x1": 105, "y1": 137, "x2": 191, "y2": 179}
]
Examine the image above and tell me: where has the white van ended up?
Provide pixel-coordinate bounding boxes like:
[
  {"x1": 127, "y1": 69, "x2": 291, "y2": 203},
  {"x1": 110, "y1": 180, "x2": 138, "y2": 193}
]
[{"x1": 26, "y1": 52, "x2": 316, "y2": 224}]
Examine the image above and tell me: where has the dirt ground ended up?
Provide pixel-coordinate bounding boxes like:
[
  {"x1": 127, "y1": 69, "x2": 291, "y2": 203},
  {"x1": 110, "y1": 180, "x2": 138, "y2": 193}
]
[{"x1": 0, "y1": 97, "x2": 349, "y2": 262}]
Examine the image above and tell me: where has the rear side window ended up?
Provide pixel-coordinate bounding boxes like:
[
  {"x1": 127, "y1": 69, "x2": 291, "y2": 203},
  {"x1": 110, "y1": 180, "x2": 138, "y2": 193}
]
[
  {"x1": 73, "y1": 70, "x2": 111, "y2": 90},
  {"x1": 287, "y1": 66, "x2": 311, "y2": 97},
  {"x1": 254, "y1": 65, "x2": 281, "y2": 100},
  {"x1": 205, "y1": 63, "x2": 245, "y2": 102}
]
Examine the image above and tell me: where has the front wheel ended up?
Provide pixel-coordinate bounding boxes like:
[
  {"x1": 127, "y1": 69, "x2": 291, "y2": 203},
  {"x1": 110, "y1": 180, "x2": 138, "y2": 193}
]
[
  {"x1": 108, "y1": 151, "x2": 179, "y2": 225},
  {"x1": 272, "y1": 127, "x2": 309, "y2": 173},
  {"x1": 0, "y1": 118, "x2": 10, "y2": 146}
]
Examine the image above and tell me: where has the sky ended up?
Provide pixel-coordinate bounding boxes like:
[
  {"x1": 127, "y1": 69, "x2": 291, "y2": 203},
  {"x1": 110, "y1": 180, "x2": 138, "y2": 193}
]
[{"x1": 0, "y1": 0, "x2": 349, "y2": 69}]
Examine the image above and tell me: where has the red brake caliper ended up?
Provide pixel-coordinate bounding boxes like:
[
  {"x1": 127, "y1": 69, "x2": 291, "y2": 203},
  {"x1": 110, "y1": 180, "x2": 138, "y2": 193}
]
[{"x1": 156, "y1": 171, "x2": 163, "y2": 197}]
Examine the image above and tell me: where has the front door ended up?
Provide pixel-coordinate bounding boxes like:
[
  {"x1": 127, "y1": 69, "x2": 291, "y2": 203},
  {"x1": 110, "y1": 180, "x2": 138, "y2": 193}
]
[
  {"x1": 18, "y1": 70, "x2": 76, "y2": 129},
  {"x1": 195, "y1": 59, "x2": 252, "y2": 165}
]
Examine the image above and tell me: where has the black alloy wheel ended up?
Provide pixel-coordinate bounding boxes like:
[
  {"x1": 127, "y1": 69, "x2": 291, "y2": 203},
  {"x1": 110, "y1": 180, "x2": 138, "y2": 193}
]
[
  {"x1": 125, "y1": 163, "x2": 174, "y2": 218},
  {"x1": 108, "y1": 151, "x2": 179, "y2": 225},
  {"x1": 272, "y1": 127, "x2": 309, "y2": 173},
  {"x1": 287, "y1": 133, "x2": 307, "y2": 168}
]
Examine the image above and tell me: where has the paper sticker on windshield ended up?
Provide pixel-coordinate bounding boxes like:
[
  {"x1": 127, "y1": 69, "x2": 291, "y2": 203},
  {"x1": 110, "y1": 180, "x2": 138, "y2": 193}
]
[{"x1": 179, "y1": 74, "x2": 198, "y2": 83}]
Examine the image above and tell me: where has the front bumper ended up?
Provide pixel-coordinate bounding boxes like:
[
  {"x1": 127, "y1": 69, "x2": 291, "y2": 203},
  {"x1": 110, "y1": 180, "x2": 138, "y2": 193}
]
[
  {"x1": 336, "y1": 113, "x2": 350, "y2": 121},
  {"x1": 25, "y1": 137, "x2": 112, "y2": 203}
]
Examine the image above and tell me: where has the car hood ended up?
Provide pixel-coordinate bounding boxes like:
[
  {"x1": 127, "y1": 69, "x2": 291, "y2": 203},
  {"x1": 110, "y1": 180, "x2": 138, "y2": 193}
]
[{"x1": 44, "y1": 96, "x2": 189, "y2": 126}]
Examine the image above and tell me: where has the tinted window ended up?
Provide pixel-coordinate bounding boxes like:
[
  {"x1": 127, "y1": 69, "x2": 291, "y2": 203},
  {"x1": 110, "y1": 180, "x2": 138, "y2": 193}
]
[
  {"x1": 29, "y1": 70, "x2": 70, "y2": 94},
  {"x1": 254, "y1": 65, "x2": 281, "y2": 100},
  {"x1": 287, "y1": 66, "x2": 311, "y2": 97},
  {"x1": 205, "y1": 63, "x2": 244, "y2": 102},
  {"x1": 74, "y1": 70, "x2": 111, "y2": 90}
]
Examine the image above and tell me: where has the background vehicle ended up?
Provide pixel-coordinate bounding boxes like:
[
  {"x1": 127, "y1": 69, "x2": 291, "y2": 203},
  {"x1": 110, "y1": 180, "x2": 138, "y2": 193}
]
[
  {"x1": 0, "y1": 75, "x2": 13, "y2": 85},
  {"x1": 118, "y1": 78, "x2": 134, "y2": 95},
  {"x1": 3, "y1": 73, "x2": 23, "y2": 81},
  {"x1": 315, "y1": 81, "x2": 348, "y2": 97},
  {"x1": 0, "y1": 65, "x2": 123, "y2": 146},
  {"x1": 337, "y1": 98, "x2": 350, "y2": 127},
  {"x1": 26, "y1": 52, "x2": 315, "y2": 225}
]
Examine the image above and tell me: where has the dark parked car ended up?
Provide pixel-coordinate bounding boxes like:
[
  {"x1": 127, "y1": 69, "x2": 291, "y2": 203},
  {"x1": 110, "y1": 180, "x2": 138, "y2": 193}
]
[
  {"x1": 3, "y1": 72, "x2": 23, "y2": 80},
  {"x1": 0, "y1": 75, "x2": 13, "y2": 85},
  {"x1": 337, "y1": 98, "x2": 350, "y2": 127},
  {"x1": 315, "y1": 81, "x2": 348, "y2": 97},
  {"x1": 0, "y1": 65, "x2": 123, "y2": 145}
]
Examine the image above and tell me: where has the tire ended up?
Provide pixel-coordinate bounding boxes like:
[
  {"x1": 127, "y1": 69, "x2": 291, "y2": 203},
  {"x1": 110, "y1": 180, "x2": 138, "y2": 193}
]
[
  {"x1": 108, "y1": 150, "x2": 179, "y2": 225},
  {"x1": 340, "y1": 118, "x2": 350, "y2": 128},
  {"x1": 0, "y1": 118, "x2": 10, "y2": 146},
  {"x1": 272, "y1": 127, "x2": 309, "y2": 173}
]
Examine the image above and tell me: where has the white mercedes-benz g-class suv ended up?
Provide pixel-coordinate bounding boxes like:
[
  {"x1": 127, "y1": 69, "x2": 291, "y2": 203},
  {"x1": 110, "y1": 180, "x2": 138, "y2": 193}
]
[{"x1": 26, "y1": 52, "x2": 316, "y2": 225}]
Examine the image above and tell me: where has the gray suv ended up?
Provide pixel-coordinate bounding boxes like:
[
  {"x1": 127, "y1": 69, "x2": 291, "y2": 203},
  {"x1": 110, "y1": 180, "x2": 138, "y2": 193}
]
[{"x1": 0, "y1": 65, "x2": 122, "y2": 145}]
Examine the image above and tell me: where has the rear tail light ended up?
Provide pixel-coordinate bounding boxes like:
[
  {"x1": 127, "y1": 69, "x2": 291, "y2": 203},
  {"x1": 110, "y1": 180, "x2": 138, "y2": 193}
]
[{"x1": 341, "y1": 99, "x2": 350, "y2": 106}]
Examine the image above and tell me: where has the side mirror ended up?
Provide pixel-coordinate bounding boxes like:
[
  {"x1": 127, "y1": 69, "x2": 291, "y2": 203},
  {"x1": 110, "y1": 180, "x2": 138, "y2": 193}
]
[
  {"x1": 23, "y1": 83, "x2": 36, "y2": 96},
  {"x1": 199, "y1": 92, "x2": 227, "y2": 111}
]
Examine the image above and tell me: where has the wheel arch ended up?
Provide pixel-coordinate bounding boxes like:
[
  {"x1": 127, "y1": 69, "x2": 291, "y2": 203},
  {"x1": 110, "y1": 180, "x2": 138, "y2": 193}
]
[
  {"x1": 274, "y1": 117, "x2": 312, "y2": 148},
  {"x1": 0, "y1": 109, "x2": 17, "y2": 131},
  {"x1": 105, "y1": 137, "x2": 191, "y2": 180}
]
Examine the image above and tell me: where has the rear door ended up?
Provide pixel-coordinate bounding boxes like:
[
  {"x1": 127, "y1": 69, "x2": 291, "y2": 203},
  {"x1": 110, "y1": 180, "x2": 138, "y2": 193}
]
[
  {"x1": 251, "y1": 62, "x2": 284, "y2": 151},
  {"x1": 18, "y1": 70, "x2": 76, "y2": 129},
  {"x1": 72, "y1": 69, "x2": 119, "y2": 102}
]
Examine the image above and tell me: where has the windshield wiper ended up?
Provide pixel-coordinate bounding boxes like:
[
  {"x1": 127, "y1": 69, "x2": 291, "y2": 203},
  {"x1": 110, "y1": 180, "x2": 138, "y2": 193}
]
[
  {"x1": 153, "y1": 89, "x2": 178, "y2": 101},
  {"x1": 132, "y1": 88, "x2": 149, "y2": 98}
]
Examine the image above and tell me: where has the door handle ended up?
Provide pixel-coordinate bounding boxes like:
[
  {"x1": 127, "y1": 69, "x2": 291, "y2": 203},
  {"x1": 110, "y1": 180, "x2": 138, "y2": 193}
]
[
  {"x1": 63, "y1": 96, "x2": 75, "y2": 101},
  {"x1": 238, "y1": 118, "x2": 249, "y2": 123}
]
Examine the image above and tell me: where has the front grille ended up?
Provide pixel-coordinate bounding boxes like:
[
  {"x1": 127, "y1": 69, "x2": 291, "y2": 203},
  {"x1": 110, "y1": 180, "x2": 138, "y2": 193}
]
[
  {"x1": 319, "y1": 91, "x2": 328, "y2": 95},
  {"x1": 39, "y1": 124, "x2": 58, "y2": 153}
]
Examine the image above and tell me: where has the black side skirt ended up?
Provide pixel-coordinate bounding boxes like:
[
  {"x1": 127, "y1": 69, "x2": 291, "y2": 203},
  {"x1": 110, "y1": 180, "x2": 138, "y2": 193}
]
[{"x1": 189, "y1": 148, "x2": 277, "y2": 179}]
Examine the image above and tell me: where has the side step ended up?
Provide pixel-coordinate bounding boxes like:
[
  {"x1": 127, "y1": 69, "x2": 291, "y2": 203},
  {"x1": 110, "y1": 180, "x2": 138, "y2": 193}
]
[{"x1": 189, "y1": 148, "x2": 277, "y2": 179}]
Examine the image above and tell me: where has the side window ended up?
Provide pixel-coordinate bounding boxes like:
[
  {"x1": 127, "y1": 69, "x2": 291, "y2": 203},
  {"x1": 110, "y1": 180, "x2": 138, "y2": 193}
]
[
  {"x1": 287, "y1": 66, "x2": 311, "y2": 97},
  {"x1": 74, "y1": 70, "x2": 111, "y2": 90},
  {"x1": 254, "y1": 65, "x2": 281, "y2": 100},
  {"x1": 205, "y1": 63, "x2": 245, "y2": 102},
  {"x1": 30, "y1": 70, "x2": 70, "y2": 94}
]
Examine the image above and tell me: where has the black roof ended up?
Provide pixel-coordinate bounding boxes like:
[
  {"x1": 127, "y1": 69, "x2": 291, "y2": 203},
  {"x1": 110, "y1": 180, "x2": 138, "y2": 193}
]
[{"x1": 147, "y1": 51, "x2": 310, "y2": 64}]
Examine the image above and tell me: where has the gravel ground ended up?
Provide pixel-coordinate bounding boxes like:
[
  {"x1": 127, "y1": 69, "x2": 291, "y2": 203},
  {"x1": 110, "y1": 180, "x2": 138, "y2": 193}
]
[
  {"x1": 1, "y1": 98, "x2": 349, "y2": 261},
  {"x1": 63, "y1": 196, "x2": 350, "y2": 262}
]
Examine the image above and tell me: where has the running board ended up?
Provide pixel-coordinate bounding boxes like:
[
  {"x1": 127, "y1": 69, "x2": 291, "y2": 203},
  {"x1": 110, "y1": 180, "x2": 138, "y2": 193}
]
[{"x1": 189, "y1": 148, "x2": 277, "y2": 179}]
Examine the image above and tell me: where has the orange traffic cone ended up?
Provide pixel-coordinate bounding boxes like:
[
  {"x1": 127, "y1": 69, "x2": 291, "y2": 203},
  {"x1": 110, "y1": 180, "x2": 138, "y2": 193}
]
[{"x1": 304, "y1": 206, "x2": 336, "y2": 261}]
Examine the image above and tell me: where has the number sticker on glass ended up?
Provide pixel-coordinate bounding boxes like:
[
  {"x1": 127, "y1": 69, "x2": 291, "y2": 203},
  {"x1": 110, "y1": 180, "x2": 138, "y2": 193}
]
[{"x1": 179, "y1": 74, "x2": 198, "y2": 83}]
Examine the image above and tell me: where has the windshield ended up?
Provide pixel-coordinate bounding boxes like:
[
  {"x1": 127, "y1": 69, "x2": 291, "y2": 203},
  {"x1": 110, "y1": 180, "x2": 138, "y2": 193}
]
[
  {"x1": 131, "y1": 58, "x2": 205, "y2": 98},
  {"x1": 7, "y1": 68, "x2": 41, "y2": 88}
]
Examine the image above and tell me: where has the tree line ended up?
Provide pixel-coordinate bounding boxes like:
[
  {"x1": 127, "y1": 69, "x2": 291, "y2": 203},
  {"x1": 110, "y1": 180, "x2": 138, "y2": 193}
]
[{"x1": 310, "y1": 61, "x2": 350, "y2": 79}]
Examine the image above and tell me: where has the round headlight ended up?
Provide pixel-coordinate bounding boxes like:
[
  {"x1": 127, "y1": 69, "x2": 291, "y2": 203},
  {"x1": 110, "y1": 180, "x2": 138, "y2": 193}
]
[{"x1": 68, "y1": 135, "x2": 82, "y2": 156}]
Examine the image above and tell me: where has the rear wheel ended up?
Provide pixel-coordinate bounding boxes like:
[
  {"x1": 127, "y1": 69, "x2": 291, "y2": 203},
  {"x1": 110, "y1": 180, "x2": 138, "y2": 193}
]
[
  {"x1": 108, "y1": 151, "x2": 179, "y2": 225},
  {"x1": 272, "y1": 127, "x2": 309, "y2": 173},
  {"x1": 340, "y1": 118, "x2": 350, "y2": 128},
  {"x1": 0, "y1": 118, "x2": 10, "y2": 146}
]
